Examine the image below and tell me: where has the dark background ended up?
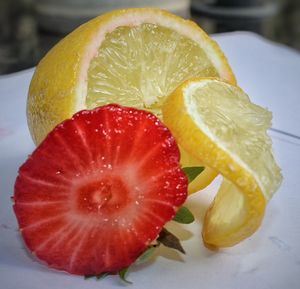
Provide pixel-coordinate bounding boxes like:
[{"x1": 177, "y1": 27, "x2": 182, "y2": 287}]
[{"x1": 0, "y1": 0, "x2": 299, "y2": 75}]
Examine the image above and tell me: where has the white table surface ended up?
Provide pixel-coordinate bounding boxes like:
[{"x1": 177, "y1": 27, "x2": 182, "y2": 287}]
[{"x1": 0, "y1": 32, "x2": 299, "y2": 289}]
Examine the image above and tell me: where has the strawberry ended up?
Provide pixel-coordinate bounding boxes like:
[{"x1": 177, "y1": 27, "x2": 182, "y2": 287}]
[{"x1": 13, "y1": 104, "x2": 188, "y2": 276}]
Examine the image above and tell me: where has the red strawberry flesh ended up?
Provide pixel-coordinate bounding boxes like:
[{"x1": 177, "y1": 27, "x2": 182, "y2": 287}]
[{"x1": 13, "y1": 104, "x2": 187, "y2": 275}]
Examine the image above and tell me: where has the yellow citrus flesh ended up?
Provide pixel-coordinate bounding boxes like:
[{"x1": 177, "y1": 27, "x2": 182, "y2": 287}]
[
  {"x1": 28, "y1": 8, "x2": 235, "y2": 193},
  {"x1": 162, "y1": 78, "x2": 282, "y2": 248},
  {"x1": 87, "y1": 24, "x2": 218, "y2": 117}
]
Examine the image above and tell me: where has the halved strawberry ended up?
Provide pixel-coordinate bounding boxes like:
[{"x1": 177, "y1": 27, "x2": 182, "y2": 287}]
[{"x1": 13, "y1": 104, "x2": 187, "y2": 276}]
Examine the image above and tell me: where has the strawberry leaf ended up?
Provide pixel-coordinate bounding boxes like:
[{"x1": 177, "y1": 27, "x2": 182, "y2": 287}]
[
  {"x1": 182, "y1": 166, "x2": 205, "y2": 183},
  {"x1": 173, "y1": 206, "x2": 194, "y2": 224},
  {"x1": 118, "y1": 267, "x2": 132, "y2": 284},
  {"x1": 96, "y1": 272, "x2": 110, "y2": 280},
  {"x1": 157, "y1": 228, "x2": 185, "y2": 254},
  {"x1": 84, "y1": 272, "x2": 110, "y2": 280},
  {"x1": 136, "y1": 244, "x2": 159, "y2": 265}
]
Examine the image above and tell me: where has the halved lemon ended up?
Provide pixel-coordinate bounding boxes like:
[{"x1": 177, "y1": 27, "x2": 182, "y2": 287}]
[
  {"x1": 28, "y1": 8, "x2": 235, "y2": 193},
  {"x1": 28, "y1": 8, "x2": 235, "y2": 143},
  {"x1": 162, "y1": 77, "x2": 282, "y2": 248}
]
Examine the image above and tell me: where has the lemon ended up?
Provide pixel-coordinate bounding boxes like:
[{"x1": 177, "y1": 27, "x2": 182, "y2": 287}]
[
  {"x1": 162, "y1": 78, "x2": 282, "y2": 248},
  {"x1": 28, "y1": 8, "x2": 235, "y2": 193},
  {"x1": 27, "y1": 8, "x2": 235, "y2": 142}
]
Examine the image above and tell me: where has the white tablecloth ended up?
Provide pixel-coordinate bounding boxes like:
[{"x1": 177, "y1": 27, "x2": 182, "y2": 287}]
[{"x1": 0, "y1": 32, "x2": 299, "y2": 289}]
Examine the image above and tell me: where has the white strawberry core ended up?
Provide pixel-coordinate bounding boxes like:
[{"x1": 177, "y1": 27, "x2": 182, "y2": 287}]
[{"x1": 76, "y1": 177, "x2": 130, "y2": 214}]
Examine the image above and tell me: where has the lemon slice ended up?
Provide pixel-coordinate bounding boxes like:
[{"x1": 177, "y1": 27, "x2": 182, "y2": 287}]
[
  {"x1": 162, "y1": 78, "x2": 282, "y2": 248},
  {"x1": 28, "y1": 8, "x2": 235, "y2": 146}
]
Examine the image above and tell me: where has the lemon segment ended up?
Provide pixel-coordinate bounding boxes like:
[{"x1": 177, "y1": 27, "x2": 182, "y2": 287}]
[{"x1": 162, "y1": 78, "x2": 282, "y2": 248}]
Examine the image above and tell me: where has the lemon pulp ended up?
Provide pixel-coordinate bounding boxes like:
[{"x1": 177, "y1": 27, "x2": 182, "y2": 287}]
[{"x1": 87, "y1": 24, "x2": 219, "y2": 116}]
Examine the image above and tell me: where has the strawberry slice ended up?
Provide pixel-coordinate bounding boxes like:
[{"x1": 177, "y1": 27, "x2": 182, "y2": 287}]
[{"x1": 13, "y1": 104, "x2": 187, "y2": 276}]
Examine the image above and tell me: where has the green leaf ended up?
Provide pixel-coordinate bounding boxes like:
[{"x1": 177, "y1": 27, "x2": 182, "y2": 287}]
[
  {"x1": 173, "y1": 206, "x2": 195, "y2": 224},
  {"x1": 84, "y1": 272, "x2": 110, "y2": 280},
  {"x1": 182, "y1": 166, "x2": 205, "y2": 183},
  {"x1": 84, "y1": 275, "x2": 94, "y2": 280},
  {"x1": 118, "y1": 267, "x2": 132, "y2": 284},
  {"x1": 136, "y1": 244, "x2": 158, "y2": 265},
  {"x1": 157, "y1": 228, "x2": 185, "y2": 254},
  {"x1": 96, "y1": 272, "x2": 110, "y2": 280}
]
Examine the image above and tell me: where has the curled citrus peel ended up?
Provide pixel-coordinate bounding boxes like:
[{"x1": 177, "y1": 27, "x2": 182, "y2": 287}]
[{"x1": 162, "y1": 77, "x2": 282, "y2": 248}]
